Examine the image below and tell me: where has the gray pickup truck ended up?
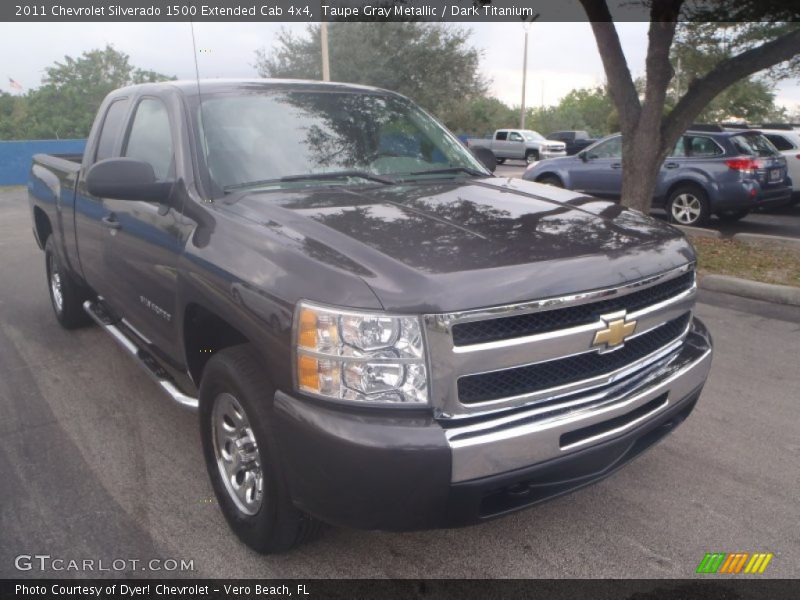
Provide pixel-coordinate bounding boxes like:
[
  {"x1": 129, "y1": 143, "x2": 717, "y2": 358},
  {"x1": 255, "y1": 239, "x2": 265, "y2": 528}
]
[
  {"x1": 28, "y1": 79, "x2": 712, "y2": 554},
  {"x1": 467, "y1": 128, "x2": 567, "y2": 164}
]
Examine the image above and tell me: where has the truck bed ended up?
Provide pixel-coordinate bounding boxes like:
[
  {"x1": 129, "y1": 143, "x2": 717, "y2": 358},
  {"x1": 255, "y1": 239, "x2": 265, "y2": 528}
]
[
  {"x1": 29, "y1": 152, "x2": 83, "y2": 252},
  {"x1": 32, "y1": 152, "x2": 83, "y2": 172}
]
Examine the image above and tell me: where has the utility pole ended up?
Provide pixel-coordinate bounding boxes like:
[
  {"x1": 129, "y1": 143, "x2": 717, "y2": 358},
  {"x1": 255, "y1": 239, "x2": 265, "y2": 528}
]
[
  {"x1": 520, "y1": 25, "x2": 529, "y2": 129},
  {"x1": 320, "y1": 21, "x2": 330, "y2": 81}
]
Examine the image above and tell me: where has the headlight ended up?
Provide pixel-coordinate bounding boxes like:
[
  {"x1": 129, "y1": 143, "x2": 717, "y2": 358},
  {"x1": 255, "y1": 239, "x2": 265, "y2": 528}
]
[{"x1": 293, "y1": 301, "x2": 428, "y2": 405}]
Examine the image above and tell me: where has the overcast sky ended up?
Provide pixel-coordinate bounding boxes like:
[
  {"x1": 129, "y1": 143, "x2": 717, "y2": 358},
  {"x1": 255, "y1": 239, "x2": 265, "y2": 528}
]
[{"x1": 1, "y1": 22, "x2": 798, "y2": 113}]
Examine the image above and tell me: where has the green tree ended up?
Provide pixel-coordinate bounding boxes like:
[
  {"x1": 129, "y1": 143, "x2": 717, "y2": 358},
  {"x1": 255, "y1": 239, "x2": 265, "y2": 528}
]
[
  {"x1": 670, "y1": 22, "x2": 788, "y2": 123},
  {"x1": 552, "y1": 86, "x2": 613, "y2": 134},
  {"x1": 447, "y1": 96, "x2": 516, "y2": 136},
  {"x1": 0, "y1": 45, "x2": 172, "y2": 140},
  {"x1": 580, "y1": 0, "x2": 800, "y2": 213},
  {"x1": 0, "y1": 92, "x2": 16, "y2": 139},
  {"x1": 523, "y1": 86, "x2": 614, "y2": 136},
  {"x1": 255, "y1": 23, "x2": 487, "y2": 131}
]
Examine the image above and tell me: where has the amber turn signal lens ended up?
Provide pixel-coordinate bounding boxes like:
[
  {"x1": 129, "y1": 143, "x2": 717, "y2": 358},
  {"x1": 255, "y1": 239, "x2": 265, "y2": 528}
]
[
  {"x1": 297, "y1": 307, "x2": 318, "y2": 349},
  {"x1": 297, "y1": 354, "x2": 320, "y2": 391}
]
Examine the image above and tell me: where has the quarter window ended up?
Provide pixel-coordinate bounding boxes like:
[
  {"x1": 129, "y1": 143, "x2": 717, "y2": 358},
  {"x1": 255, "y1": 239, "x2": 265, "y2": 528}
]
[
  {"x1": 124, "y1": 98, "x2": 174, "y2": 181},
  {"x1": 764, "y1": 134, "x2": 795, "y2": 152},
  {"x1": 731, "y1": 134, "x2": 778, "y2": 157}
]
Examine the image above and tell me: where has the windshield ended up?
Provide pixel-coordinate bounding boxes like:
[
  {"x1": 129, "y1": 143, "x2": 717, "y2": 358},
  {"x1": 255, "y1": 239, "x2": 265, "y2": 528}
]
[
  {"x1": 731, "y1": 133, "x2": 779, "y2": 157},
  {"x1": 196, "y1": 90, "x2": 488, "y2": 192},
  {"x1": 521, "y1": 130, "x2": 544, "y2": 141}
]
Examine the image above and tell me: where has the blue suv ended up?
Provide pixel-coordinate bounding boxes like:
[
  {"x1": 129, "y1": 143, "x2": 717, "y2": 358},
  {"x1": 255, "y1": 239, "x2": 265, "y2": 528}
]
[{"x1": 523, "y1": 129, "x2": 792, "y2": 226}]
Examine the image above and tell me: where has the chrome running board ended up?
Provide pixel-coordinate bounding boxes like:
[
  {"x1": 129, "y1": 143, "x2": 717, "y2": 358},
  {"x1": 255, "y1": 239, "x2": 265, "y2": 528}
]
[{"x1": 83, "y1": 300, "x2": 199, "y2": 411}]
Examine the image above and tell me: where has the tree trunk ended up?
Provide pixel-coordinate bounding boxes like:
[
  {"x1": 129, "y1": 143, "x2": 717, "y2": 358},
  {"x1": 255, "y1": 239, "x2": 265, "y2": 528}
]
[
  {"x1": 620, "y1": 127, "x2": 668, "y2": 213},
  {"x1": 581, "y1": 0, "x2": 800, "y2": 213}
]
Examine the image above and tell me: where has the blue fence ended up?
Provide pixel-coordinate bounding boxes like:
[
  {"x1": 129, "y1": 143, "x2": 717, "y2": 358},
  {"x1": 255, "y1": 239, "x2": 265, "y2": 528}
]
[{"x1": 0, "y1": 139, "x2": 86, "y2": 185}]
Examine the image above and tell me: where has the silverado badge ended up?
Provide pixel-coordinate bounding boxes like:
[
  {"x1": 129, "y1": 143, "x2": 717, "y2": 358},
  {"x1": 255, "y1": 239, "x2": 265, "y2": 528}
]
[{"x1": 593, "y1": 311, "x2": 637, "y2": 351}]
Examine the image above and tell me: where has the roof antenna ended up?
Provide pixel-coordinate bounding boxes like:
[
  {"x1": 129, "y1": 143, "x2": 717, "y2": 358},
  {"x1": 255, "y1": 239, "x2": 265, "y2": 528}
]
[{"x1": 190, "y1": 20, "x2": 213, "y2": 202}]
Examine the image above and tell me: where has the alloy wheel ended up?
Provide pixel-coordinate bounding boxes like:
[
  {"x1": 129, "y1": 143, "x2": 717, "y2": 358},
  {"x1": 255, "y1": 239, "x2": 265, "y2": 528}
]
[
  {"x1": 671, "y1": 193, "x2": 702, "y2": 224},
  {"x1": 49, "y1": 254, "x2": 64, "y2": 314},
  {"x1": 211, "y1": 392, "x2": 264, "y2": 516}
]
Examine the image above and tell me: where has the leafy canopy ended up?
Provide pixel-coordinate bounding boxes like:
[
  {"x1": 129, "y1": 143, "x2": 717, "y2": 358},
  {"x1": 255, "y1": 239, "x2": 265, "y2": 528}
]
[
  {"x1": 0, "y1": 45, "x2": 172, "y2": 140},
  {"x1": 255, "y1": 23, "x2": 487, "y2": 131}
]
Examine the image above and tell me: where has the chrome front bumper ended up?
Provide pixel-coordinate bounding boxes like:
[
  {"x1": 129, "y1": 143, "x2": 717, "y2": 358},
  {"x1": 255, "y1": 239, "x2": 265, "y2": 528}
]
[
  {"x1": 445, "y1": 317, "x2": 712, "y2": 483},
  {"x1": 540, "y1": 150, "x2": 567, "y2": 159}
]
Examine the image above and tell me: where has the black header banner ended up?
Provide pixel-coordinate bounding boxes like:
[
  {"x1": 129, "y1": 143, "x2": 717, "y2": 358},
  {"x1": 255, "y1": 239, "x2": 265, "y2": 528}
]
[
  {"x1": 4, "y1": 0, "x2": 612, "y2": 22},
  {"x1": 3, "y1": 0, "x2": 797, "y2": 23},
  {"x1": 3, "y1": 579, "x2": 800, "y2": 600}
]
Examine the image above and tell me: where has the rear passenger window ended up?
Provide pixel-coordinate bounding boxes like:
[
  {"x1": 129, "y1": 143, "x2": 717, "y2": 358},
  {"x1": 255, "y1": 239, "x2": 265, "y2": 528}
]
[
  {"x1": 671, "y1": 137, "x2": 687, "y2": 157},
  {"x1": 124, "y1": 98, "x2": 174, "y2": 181},
  {"x1": 688, "y1": 136, "x2": 722, "y2": 157},
  {"x1": 765, "y1": 134, "x2": 795, "y2": 151},
  {"x1": 94, "y1": 99, "x2": 129, "y2": 162},
  {"x1": 495, "y1": 131, "x2": 508, "y2": 141}
]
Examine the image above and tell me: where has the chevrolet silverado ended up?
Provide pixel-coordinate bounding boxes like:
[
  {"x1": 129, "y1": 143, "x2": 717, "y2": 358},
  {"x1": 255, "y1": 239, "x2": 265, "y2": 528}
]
[{"x1": 29, "y1": 79, "x2": 713, "y2": 553}]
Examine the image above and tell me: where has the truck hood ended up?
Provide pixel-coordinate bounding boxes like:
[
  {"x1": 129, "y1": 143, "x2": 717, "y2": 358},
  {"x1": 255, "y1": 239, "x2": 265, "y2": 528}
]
[{"x1": 221, "y1": 177, "x2": 694, "y2": 312}]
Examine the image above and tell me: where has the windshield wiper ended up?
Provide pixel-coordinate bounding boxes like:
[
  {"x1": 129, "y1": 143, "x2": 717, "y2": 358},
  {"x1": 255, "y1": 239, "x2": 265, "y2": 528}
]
[
  {"x1": 399, "y1": 166, "x2": 488, "y2": 179},
  {"x1": 224, "y1": 170, "x2": 395, "y2": 192}
]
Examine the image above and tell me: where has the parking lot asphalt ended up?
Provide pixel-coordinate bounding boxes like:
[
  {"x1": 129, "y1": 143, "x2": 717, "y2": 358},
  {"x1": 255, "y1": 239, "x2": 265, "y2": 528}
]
[
  {"x1": 1, "y1": 186, "x2": 799, "y2": 578},
  {"x1": 495, "y1": 162, "x2": 800, "y2": 238}
]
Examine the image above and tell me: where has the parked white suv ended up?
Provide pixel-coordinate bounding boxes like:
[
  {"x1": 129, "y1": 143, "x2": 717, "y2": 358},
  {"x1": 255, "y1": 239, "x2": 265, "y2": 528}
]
[{"x1": 759, "y1": 126, "x2": 800, "y2": 202}]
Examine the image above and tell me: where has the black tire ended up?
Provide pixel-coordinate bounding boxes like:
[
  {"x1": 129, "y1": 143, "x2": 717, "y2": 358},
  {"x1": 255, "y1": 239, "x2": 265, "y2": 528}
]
[
  {"x1": 495, "y1": 157, "x2": 506, "y2": 165},
  {"x1": 537, "y1": 175, "x2": 563, "y2": 188},
  {"x1": 666, "y1": 185, "x2": 711, "y2": 226},
  {"x1": 199, "y1": 345, "x2": 321, "y2": 553},
  {"x1": 525, "y1": 150, "x2": 539, "y2": 164},
  {"x1": 44, "y1": 236, "x2": 92, "y2": 329},
  {"x1": 716, "y1": 209, "x2": 750, "y2": 223}
]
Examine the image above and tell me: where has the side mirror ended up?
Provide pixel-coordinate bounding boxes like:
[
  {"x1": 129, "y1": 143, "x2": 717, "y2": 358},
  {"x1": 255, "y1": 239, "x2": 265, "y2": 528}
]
[
  {"x1": 578, "y1": 151, "x2": 589, "y2": 162},
  {"x1": 471, "y1": 146, "x2": 497, "y2": 173},
  {"x1": 86, "y1": 158, "x2": 173, "y2": 203}
]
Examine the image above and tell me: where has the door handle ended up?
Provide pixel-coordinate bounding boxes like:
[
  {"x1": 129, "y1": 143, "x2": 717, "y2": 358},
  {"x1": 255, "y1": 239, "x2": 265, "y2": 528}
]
[
  {"x1": 611, "y1": 162, "x2": 622, "y2": 169},
  {"x1": 102, "y1": 214, "x2": 121, "y2": 229},
  {"x1": 664, "y1": 162, "x2": 680, "y2": 169}
]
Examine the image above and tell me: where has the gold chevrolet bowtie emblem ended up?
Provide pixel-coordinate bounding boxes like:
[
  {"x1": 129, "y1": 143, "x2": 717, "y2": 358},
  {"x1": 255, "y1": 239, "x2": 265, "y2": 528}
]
[{"x1": 593, "y1": 313, "x2": 637, "y2": 350}]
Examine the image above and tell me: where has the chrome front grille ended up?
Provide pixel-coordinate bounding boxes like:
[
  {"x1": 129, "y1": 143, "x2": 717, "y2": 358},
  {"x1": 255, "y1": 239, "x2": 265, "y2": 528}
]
[
  {"x1": 457, "y1": 313, "x2": 690, "y2": 404},
  {"x1": 451, "y1": 271, "x2": 694, "y2": 346},
  {"x1": 424, "y1": 264, "x2": 696, "y2": 419}
]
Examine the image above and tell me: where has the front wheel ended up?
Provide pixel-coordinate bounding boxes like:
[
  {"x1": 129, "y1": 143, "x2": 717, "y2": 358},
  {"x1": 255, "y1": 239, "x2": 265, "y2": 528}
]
[
  {"x1": 45, "y1": 236, "x2": 91, "y2": 329},
  {"x1": 716, "y1": 209, "x2": 750, "y2": 223},
  {"x1": 667, "y1": 186, "x2": 711, "y2": 226},
  {"x1": 525, "y1": 150, "x2": 539, "y2": 164},
  {"x1": 199, "y1": 345, "x2": 321, "y2": 553},
  {"x1": 537, "y1": 175, "x2": 563, "y2": 188}
]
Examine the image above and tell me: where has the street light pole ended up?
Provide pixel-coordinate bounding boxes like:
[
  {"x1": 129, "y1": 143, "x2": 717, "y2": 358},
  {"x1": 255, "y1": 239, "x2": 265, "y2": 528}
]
[
  {"x1": 321, "y1": 21, "x2": 331, "y2": 81},
  {"x1": 520, "y1": 26, "x2": 528, "y2": 130}
]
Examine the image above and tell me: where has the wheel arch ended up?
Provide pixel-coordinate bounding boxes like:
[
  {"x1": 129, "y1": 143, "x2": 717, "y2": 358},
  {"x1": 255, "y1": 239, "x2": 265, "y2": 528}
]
[
  {"x1": 665, "y1": 178, "x2": 710, "y2": 203},
  {"x1": 33, "y1": 206, "x2": 52, "y2": 249},
  {"x1": 534, "y1": 171, "x2": 566, "y2": 187},
  {"x1": 183, "y1": 303, "x2": 252, "y2": 386}
]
